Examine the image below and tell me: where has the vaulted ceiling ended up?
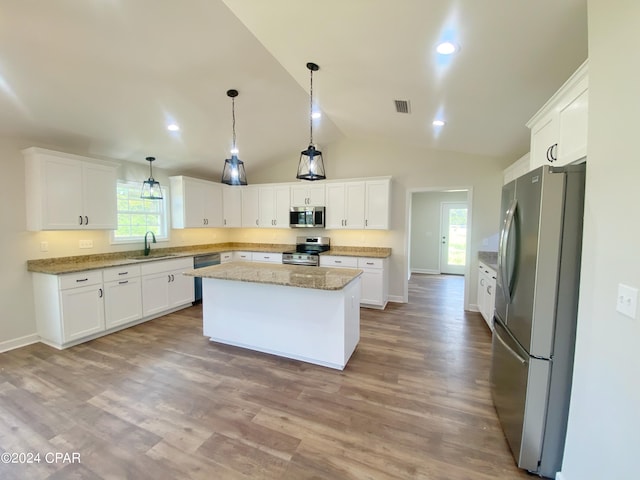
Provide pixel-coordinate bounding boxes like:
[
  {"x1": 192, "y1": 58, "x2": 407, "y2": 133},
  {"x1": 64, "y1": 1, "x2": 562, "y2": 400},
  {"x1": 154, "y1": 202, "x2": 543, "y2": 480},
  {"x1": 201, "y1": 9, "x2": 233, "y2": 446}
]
[{"x1": 0, "y1": 0, "x2": 587, "y2": 178}]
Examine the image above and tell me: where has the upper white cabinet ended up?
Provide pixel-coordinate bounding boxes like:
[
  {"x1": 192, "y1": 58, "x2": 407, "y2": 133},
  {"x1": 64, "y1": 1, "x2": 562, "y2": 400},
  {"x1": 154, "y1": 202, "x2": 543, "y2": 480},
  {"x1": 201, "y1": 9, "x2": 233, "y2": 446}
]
[
  {"x1": 23, "y1": 147, "x2": 117, "y2": 231},
  {"x1": 241, "y1": 185, "x2": 260, "y2": 228},
  {"x1": 326, "y1": 178, "x2": 391, "y2": 230},
  {"x1": 222, "y1": 185, "x2": 242, "y2": 227},
  {"x1": 364, "y1": 179, "x2": 391, "y2": 229},
  {"x1": 528, "y1": 60, "x2": 588, "y2": 169},
  {"x1": 290, "y1": 183, "x2": 326, "y2": 207},
  {"x1": 170, "y1": 176, "x2": 223, "y2": 228},
  {"x1": 259, "y1": 184, "x2": 290, "y2": 228}
]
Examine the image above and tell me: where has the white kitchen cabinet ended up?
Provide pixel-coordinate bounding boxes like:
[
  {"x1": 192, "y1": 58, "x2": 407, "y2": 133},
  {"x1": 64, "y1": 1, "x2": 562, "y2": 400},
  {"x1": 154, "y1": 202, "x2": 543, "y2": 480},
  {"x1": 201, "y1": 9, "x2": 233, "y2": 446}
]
[
  {"x1": 364, "y1": 179, "x2": 391, "y2": 229},
  {"x1": 170, "y1": 176, "x2": 223, "y2": 228},
  {"x1": 325, "y1": 182, "x2": 365, "y2": 229},
  {"x1": 241, "y1": 185, "x2": 260, "y2": 228},
  {"x1": 222, "y1": 185, "x2": 242, "y2": 227},
  {"x1": 319, "y1": 255, "x2": 389, "y2": 309},
  {"x1": 141, "y1": 257, "x2": 194, "y2": 317},
  {"x1": 219, "y1": 252, "x2": 233, "y2": 263},
  {"x1": 528, "y1": 60, "x2": 588, "y2": 170},
  {"x1": 326, "y1": 178, "x2": 391, "y2": 230},
  {"x1": 103, "y1": 265, "x2": 142, "y2": 329},
  {"x1": 23, "y1": 147, "x2": 117, "y2": 231},
  {"x1": 290, "y1": 183, "x2": 326, "y2": 207},
  {"x1": 33, "y1": 270, "x2": 105, "y2": 348},
  {"x1": 259, "y1": 184, "x2": 290, "y2": 228},
  {"x1": 251, "y1": 252, "x2": 283, "y2": 263},
  {"x1": 233, "y1": 251, "x2": 252, "y2": 262},
  {"x1": 476, "y1": 262, "x2": 496, "y2": 330}
]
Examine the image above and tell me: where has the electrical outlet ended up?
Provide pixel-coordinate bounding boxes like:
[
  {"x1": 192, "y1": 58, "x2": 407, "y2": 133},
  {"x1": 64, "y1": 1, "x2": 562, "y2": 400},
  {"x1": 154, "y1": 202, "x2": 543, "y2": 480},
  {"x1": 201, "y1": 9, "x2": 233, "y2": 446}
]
[
  {"x1": 40, "y1": 241, "x2": 49, "y2": 252},
  {"x1": 617, "y1": 284, "x2": 638, "y2": 319},
  {"x1": 79, "y1": 239, "x2": 93, "y2": 249}
]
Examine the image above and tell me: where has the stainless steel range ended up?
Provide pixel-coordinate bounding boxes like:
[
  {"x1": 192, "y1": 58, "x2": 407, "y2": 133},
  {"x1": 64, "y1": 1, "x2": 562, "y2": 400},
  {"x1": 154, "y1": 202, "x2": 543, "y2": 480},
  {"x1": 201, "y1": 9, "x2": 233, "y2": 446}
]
[{"x1": 282, "y1": 236, "x2": 330, "y2": 267}]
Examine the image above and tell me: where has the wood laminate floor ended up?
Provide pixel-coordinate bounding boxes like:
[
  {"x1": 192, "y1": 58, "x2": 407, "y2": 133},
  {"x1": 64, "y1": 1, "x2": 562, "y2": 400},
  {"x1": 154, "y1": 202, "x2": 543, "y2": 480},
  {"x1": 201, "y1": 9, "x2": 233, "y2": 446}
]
[{"x1": 0, "y1": 274, "x2": 531, "y2": 479}]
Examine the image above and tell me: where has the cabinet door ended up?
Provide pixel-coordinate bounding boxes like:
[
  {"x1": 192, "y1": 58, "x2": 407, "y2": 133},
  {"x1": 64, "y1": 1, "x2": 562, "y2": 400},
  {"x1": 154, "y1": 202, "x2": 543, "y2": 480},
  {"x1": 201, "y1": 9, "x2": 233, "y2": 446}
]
[
  {"x1": 41, "y1": 155, "x2": 84, "y2": 229},
  {"x1": 104, "y1": 278, "x2": 142, "y2": 329},
  {"x1": 477, "y1": 266, "x2": 487, "y2": 315},
  {"x1": 557, "y1": 79, "x2": 588, "y2": 165},
  {"x1": 60, "y1": 284, "x2": 105, "y2": 342},
  {"x1": 82, "y1": 162, "x2": 117, "y2": 229},
  {"x1": 168, "y1": 269, "x2": 195, "y2": 308},
  {"x1": 344, "y1": 182, "x2": 365, "y2": 229},
  {"x1": 222, "y1": 186, "x2": 242, "y2": 227},
  {"x1": 259, "y1": 186, "x2": 276, "y2": 227},
  {"x1": 364, "y1": 180, "x2": 390, "y2": 229},
  {"x1": 203, "y1": 182, "x2": 223, "y2": 227},
  {"x1": 273, "y1": 185, "x2": 290, "y2": 228},
  {"x1": 530, "y1": 112, "x2": 558, "y2": 170},
  {"x1": 242, "y1": 186, "x2": 260, "y2": 227},
  {"x1": 290, "y1": 185, "x2": 309, "y2": 206},
  {"x1": 361, "y1": 269, "x2": 383, "y2": 306},
  {"x1": 307, "y1": 184, "x2": 326, "y2": 206},
  {"x1": 325, "y1": 183, "x2": 346, "y2": 229},
  {"x1": 141, "y1": 272, "x2": 171, "y2": 317},
  {"x1": 182, "y1": 178, "x2": 207, "y2": 227}
]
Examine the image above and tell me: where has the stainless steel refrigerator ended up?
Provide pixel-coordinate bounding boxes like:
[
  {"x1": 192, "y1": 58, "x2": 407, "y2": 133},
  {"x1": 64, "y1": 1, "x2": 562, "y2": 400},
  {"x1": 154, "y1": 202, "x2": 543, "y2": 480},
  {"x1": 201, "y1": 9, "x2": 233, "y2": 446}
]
[{"x1": 491, "y1": 164, "x2": 585, "y2": 478}]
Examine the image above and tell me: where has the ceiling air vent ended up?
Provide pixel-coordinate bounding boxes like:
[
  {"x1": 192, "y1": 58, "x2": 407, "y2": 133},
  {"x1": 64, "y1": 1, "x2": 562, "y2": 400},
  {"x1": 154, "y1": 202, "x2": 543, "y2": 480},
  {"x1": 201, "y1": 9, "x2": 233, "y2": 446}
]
[{"x1": 394, "y1": 99, "x2": 411, "y2": 114}]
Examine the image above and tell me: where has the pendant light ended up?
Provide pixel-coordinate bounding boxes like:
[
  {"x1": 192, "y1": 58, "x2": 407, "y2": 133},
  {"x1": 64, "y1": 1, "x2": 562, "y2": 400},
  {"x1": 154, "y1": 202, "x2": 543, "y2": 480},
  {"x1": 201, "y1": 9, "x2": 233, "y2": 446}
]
[
  {"x1": 221, "y1": 89, "x2": 248, "y2": 186},
  {"x1": 296, "y1": 62, "x2": 326, "y2": 181},
  {"x1": 140, "y1": 156, "x2": 163, "y2": 200}
]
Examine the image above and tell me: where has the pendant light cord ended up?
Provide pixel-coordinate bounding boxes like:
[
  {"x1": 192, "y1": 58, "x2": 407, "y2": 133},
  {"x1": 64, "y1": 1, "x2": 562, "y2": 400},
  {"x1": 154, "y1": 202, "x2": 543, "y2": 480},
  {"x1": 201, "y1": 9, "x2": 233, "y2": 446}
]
[
  {"x1": 309, "y1": 68, "x2": 314, "y2": 145},
  {"x1": 232, "y1": 96, "x2": 237, "y2": 152}
]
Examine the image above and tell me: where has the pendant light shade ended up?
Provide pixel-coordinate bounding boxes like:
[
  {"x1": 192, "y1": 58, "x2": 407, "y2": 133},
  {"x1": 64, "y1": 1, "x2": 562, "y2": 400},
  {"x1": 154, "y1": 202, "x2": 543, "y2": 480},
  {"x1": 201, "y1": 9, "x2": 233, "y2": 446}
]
[
  {"x1": 140, "y1": 156, "x2": 163, "y2": 200},
  {"x1": 221, "y1": 89, "x2": 248, "y2": 186},
  {"x1": 297, "y1": 62, "x2": 326, "y2": 181}
]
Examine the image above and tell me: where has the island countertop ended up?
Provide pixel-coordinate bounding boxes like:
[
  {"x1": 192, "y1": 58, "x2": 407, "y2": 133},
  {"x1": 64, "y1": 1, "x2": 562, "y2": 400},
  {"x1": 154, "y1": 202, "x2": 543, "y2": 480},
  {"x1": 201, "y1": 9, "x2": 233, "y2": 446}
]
[{"x1": 184, "y1": 262, "x2": 362, "y2": 291}]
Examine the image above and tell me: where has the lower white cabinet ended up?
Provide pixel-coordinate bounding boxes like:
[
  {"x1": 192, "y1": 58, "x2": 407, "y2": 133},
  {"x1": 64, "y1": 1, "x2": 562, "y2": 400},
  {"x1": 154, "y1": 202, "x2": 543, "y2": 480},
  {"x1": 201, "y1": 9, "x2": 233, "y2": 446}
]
[
  {"x1": 219, "y1": 251, "x2": 233, "y2": 263},
  {"x1": 141, "y1": 257, "x2": 194, "y2": 317},
  {"x1": 33, "y1": 257, "x2": 194, "y2": 349},
  {"x1": 476, "y1": 262, "x2": 496, "y2": 330},
  {"x1": 319, "y1": 255, "x2": 389, "y2": 309},
  {"x1": 103, "y1": 265, "x2": 142, "y2": 329},
  {"x1": 234, "y1": 251, "x2": 252, "y2": 261},
  {"x1": 251, "y1": 252, "x2": 283, "y2": 263}
]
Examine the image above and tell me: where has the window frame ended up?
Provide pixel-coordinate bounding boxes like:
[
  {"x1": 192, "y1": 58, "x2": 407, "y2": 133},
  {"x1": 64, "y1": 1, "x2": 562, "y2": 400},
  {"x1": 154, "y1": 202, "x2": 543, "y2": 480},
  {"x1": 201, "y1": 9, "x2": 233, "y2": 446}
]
[{"x1": 110, "y1": 180, "x2": 170, "y2": 245}]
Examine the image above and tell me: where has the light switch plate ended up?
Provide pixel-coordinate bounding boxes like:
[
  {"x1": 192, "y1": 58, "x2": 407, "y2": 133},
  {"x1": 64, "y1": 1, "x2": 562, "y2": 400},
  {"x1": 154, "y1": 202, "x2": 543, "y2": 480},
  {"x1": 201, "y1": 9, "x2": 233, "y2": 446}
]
[
  {"x1": 79, "y1": 239, "x2": 93, "y2": 249},
  {"x1": 617, "y1": 284, "x2": 638, "y2": 319}
]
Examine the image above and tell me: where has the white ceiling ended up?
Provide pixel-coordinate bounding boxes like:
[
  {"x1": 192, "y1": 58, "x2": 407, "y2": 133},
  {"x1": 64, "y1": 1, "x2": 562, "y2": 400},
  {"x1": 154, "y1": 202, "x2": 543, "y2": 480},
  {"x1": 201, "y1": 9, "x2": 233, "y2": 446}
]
[{"x1": 0, "y1": 0, "x2": 587, "y2": 179}]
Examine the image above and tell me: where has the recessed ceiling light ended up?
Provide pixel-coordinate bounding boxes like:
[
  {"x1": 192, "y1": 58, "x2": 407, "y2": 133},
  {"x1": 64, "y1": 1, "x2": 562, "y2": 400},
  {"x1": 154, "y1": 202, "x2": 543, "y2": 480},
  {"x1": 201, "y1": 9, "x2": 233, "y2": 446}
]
[
  {"x1": 167, "y1": 123, "x2": 180, "y2": 132},
  {"x1": 432, "y1": 120, "x2": 446, "y2": 127},
  {"x1": 436, "y1": 41, "x2": 458, "y2": 55},
  {"x1": 311, "y1": 111, "x2": 321, "y2": 120}
]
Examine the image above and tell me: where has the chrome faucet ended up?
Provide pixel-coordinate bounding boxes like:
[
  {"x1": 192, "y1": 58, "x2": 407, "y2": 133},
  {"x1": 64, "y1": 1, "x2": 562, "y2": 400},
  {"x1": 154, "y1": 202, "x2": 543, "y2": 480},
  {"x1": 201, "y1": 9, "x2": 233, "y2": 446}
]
[{"x1": 144, "y1": 231, "x2": 156, "y2": 256}]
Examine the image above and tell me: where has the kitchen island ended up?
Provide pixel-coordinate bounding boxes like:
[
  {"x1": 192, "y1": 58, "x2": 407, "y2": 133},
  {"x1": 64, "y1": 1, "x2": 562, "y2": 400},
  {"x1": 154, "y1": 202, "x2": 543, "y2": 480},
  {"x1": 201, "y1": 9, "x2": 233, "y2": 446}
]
[{"x1": 184, "y1": 262, "x2": 362, "y2": 370}]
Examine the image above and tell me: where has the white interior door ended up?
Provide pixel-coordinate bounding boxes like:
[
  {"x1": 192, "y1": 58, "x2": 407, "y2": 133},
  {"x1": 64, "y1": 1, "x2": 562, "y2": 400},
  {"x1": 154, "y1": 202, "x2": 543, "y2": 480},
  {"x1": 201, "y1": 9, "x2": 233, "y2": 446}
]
[{"x1": 440, "y1": 202, "x2": 468, "y2": 275}]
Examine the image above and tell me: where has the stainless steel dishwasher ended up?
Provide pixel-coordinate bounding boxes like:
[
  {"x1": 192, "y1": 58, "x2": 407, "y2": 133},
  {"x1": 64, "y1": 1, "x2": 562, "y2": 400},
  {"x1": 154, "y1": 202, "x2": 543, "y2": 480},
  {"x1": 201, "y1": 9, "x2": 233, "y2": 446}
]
[{"x1": 193, "y1": 253, "x2": 221, "y2": 303}]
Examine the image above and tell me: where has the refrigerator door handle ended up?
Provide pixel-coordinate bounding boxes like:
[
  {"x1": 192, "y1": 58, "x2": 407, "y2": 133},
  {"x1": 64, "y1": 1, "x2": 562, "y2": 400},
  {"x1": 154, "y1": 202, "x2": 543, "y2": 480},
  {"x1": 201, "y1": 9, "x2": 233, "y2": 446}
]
[
  {"x1": 498, "y1": 198, "x2": 517, "y2": 304},
  {"x1": 494, "y1": 320, "x2": 528, "y2": 365}
]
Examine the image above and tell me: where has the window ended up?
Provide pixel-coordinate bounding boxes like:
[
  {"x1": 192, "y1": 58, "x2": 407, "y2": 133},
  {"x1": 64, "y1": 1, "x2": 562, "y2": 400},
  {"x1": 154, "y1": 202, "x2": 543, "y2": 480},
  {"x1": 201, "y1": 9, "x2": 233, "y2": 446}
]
[{"x1": 111, "y1": 180, "x2": 169, "y2": 243}]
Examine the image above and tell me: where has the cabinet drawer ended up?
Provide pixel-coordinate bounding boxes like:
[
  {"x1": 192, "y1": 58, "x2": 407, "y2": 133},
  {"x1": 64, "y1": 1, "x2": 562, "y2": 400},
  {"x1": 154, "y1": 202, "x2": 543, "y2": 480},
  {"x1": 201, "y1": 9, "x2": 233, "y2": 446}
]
[
  {"x1": 234, "y1": 251, "x2": 252, "y2": 261},
  {"x1": 220, "y1": 252, "x2": 233, "y2": 263},
  {"x1": 59, "y1": 270, "x2": 103, "y2": 290},
  {"x1": 140, "y1": 257, "x2": 193, "y2": 275},
  {"x1": 103, "y1": 265, "x2": 141, "y2": 282},
  {"x1": 251, "y1": 252, "x2": 283, "y2": 263},
  {"x1": 358, "y1": 257, "x2": 383, "y2": 269},
  {"x1": 320, "y1": 256, "x2": 358, "y2": 268}
]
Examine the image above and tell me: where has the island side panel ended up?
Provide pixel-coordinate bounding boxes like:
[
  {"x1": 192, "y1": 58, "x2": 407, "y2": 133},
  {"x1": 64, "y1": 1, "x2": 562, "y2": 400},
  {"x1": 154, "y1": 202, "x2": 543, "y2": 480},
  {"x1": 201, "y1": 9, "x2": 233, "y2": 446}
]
[{"x1": 201, "y1": 277, "x2": 360, "y2": 370}]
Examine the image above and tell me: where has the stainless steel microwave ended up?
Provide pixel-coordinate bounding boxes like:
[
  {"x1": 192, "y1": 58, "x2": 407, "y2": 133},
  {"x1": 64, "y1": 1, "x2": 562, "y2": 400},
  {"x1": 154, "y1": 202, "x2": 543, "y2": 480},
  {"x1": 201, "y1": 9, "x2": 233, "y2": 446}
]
[{"x1": 289, "y1": 206, "x2": 325, "y2": 228}]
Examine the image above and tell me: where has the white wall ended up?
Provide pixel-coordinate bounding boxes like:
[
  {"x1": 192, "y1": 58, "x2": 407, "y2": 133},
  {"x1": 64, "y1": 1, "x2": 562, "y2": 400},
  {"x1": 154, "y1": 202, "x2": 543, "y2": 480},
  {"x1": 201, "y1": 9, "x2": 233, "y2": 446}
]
[
  {"x1": 409, "y1": 191, "x2": 469, "y2": 274},
  {"x1": 559, "y1": 2, "x2": 640, "y2": 480}
]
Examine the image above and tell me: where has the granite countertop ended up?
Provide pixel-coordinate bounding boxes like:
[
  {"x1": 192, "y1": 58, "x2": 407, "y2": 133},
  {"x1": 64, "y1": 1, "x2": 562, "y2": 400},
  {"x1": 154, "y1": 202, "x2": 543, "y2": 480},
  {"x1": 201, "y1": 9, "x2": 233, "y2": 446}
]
[
  {"x1": 27, "y1": 242, "x2": 392, "y2": 275},
  {"x1": 478, "y1": 251, "x2": 498, "y2": 271},
  {"x1": 183, "y1": 262, "x2": 362, "y2": 291}
]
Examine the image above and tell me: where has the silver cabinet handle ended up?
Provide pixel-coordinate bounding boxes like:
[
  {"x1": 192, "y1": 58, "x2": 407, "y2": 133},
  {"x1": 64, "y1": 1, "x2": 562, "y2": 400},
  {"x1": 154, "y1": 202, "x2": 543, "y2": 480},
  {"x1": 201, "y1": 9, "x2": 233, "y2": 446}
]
[{"x1": 480, "y1": 278, "x2": 485, "y2": 286}]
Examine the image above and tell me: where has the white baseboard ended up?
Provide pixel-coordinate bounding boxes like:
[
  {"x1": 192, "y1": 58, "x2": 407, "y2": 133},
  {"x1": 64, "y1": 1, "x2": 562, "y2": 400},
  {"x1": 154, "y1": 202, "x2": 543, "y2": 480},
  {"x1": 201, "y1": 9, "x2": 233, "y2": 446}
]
[
  {"x1": 468, "y1": 303, "x2": 480, "y2": 313},
  {"x1": 0, "y1": 333, "x2": 40, "y2": 353},
  {"x1": 387, "y1": 295, "x2": 405, "y2": 303},
  {"x1": 410, "y1": 268, "x2": 440, "y2": 275}
]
